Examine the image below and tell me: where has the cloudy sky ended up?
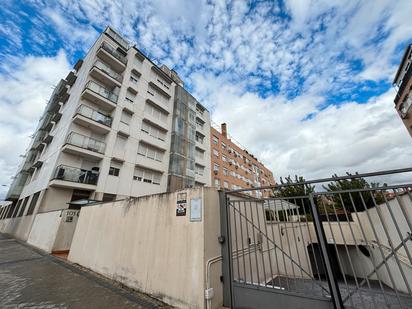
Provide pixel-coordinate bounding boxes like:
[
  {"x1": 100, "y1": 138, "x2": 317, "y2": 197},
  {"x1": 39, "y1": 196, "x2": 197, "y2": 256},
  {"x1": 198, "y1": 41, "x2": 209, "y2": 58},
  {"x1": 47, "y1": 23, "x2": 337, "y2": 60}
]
[{"x1": 1, "y1": 0, "x2": 412, "y2": 198}]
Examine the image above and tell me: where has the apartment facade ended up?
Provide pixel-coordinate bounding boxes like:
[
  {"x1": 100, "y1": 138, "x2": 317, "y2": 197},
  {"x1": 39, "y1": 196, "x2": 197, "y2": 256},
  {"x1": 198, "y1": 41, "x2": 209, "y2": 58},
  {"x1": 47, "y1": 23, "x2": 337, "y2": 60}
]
[
  {"x1": 210, "y1": 123, "x2": 275, "y2": 198},
  {"x1": 168, "y1": 85, "x2": 211, "y2": 191},
  {"x1": 393, "y1": 44, "x2": 412, "y2": 137},
  {"x1": 1, "y1": 27, "x2": 210, "y2": 242}
]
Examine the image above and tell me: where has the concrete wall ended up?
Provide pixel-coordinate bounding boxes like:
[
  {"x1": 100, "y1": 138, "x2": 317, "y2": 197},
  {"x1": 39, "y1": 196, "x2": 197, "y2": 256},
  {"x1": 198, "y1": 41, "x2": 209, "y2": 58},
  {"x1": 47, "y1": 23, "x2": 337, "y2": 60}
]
[
  {"x1": 27, "y1": 210, "x2": 62, "y2": 252},
  {"x1": 53, "y1": 209, "x2": 80, "y2": 251},
  {"x1": 68, "y1": 187, "x2": 223, "y2": 309}
]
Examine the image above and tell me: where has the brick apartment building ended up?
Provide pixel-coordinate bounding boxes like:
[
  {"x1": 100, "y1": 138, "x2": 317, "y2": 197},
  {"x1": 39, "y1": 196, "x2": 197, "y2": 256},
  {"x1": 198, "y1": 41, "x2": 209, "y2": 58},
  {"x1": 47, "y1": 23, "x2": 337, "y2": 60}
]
[
  {"x1": 210, "y1": 123, "x2": 275, "y2": 198},
  {"x1": 393, "y1": 44, "x2": 412, "y2": 137}
]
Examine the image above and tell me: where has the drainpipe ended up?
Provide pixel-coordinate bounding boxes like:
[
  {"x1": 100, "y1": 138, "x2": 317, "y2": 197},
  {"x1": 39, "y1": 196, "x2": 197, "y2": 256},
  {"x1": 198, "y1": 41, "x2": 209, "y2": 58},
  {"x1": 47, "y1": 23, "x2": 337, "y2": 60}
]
[{"x1": 205, "y1": 255, "x2": 222, "y2": 309}]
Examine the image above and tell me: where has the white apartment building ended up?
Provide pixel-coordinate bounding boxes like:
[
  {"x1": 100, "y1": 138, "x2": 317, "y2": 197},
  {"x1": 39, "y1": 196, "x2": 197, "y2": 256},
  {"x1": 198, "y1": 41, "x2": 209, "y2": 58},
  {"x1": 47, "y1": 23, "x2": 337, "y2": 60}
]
[{"x1": 2, "y1": 27, "x2": 211, "y2": 241}]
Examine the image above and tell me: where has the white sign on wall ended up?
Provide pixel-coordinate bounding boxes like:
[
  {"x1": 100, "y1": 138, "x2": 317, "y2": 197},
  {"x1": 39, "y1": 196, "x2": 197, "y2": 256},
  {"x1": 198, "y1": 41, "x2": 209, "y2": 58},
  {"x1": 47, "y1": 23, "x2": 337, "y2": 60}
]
[{"x1": 190, "y1": 198, "x2": 202, "y2": 222}]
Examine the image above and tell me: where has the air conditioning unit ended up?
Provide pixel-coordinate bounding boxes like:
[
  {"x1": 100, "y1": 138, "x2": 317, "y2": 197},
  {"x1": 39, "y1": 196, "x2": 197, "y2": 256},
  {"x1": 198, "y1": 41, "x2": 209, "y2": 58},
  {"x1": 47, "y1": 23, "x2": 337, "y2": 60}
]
[{"x1": 214, "y1": 170, "x2": 218, "y2": 175}]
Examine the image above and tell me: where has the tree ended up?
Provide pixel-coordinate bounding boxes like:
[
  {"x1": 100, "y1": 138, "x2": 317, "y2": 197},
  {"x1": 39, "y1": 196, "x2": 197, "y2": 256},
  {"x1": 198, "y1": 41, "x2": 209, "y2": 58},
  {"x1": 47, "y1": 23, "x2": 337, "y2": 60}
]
[
  {"x1": 323, "y1": 173, "x2": 386, "y2": 212},
  {"x1": 272, "y1": 175, "x2": 315, "y2": 218}
]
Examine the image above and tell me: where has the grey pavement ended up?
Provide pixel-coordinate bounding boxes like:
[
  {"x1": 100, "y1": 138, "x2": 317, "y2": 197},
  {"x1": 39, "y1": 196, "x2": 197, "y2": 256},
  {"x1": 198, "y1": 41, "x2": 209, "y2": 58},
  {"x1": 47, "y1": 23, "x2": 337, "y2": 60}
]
[{"x1": 0, "y1": 233, "x2": 172, "y2": 309}]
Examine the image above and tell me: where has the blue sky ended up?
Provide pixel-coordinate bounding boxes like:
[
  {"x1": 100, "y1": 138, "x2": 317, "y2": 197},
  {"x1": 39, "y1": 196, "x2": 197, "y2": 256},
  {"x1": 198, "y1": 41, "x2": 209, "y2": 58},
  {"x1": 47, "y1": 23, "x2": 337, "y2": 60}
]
[{"x1": 1, "y1": 0, "x2": 412, "y2": 198}]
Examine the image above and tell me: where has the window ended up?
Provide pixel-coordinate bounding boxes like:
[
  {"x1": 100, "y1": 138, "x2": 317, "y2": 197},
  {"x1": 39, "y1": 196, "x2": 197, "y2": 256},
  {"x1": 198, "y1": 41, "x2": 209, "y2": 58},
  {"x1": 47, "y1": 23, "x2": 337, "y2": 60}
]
[
  {"x1": 141, "y1": 121, "x2": 166, "y2": 141},
  {"x1": 109, "y1": 163, "x2": 121, "y2": 176},
  {"x1": 195, "y1": 164, "x2": 204, "y2": 176},
  {"x1": 103, "y1": 193, "x2": 116, "y2": 202},
  {"x1": 195, "y1": 132, "x2": 204, "y2": 144},
  {"x1": 12, "y1": 200, "x2": 22, "y2": 218},
  {"x1": 222, "y1": 155, "x2": 227, "y2": 162},
  {"x1": 157, "y1": 78, "x2": 170, "y2": 90},
  {"x1": 196, "y1": 106, "x2": 204, "y2": 115},
  {"x1": 224, "y1": 181, "x2": 229, "y2": 189},
  {"x1": 214, "y1": 178, "x2": 220, "y2": 187},
  {"x1": 223, "y1": 168, "x2": 228, "y2": 176},
  {"x1": 213, "y1": 163, "x2": 219, "y2": 172},
  {"x1": 130, "y1": 75, "x2": 138, "y2": 83},
  {"x1": 144, "y1": 103, "x2": 167, "y2": 123},
  {"x1": 17, "y1": 196, "x2": 30, "y2": 217},
  {"x1": 130, "y1": 71, "x2": 140, "y2": 84},
  {"x1": 221, "y1": 142, "x2": 226, "y2": 150},
  {"x1": 120, "y1": 111, "x2": 132, "y2": 125},
  {"x1": 125, "y1": 88, "x2": 136, "y2": 104},
  {"x1": 137, "y1": 142, "x2": 164, "y2": 162},
  {"x1": 213, "y1": 149, "x2": 219, "y2": 157},
  {"x1": 195, "y1": 148, "x2": 204, "y2": 159},
  {"x1": 213, "y1": 136, "x2": 219, "y2": 145},
  {"x1": 114, "y1": 135, "x2": 127, "y2": 150},
  {"x1": 134, "y1": 167, "x2": 161, "y2": 185},
  {"x1": 196, "y1": 118, "x2": 204, "y2": 129}
]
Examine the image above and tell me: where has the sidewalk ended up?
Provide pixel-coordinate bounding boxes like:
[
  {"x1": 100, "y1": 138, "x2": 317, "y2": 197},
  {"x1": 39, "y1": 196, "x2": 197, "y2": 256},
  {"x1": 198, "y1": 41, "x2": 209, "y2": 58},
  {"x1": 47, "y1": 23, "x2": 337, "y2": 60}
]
[{"x1": 0, "y1": 233, "x2": 172, "y2": 309}]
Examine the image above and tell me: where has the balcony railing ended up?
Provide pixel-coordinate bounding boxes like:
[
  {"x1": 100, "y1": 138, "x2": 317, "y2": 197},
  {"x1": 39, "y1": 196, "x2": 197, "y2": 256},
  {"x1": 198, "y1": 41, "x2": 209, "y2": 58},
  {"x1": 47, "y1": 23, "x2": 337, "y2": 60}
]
[
  {"x1": 100, "y1": 42, "x2": 127, "y2": 64},
  {"x1": 93, "y1": 60, "x2": 122, "y2": 82},
  {"x1": 84, "y1": 81, "x2": 118, "y2": 103},
  {"x1": 66, "y1": 132, "x2": 106, "y2": 154},
  {"x1": 53, "y1": 165, "x2": 99, "y2": 185},
  {"x1": 105, "y1": 27, "x2": 129, "y2": 50},
  {"x1": 39, "y1": 112, "x2": 53, "y2": 130},
  {"x1": 76, "y1": 105, "x2": 112, "y2": 127}
]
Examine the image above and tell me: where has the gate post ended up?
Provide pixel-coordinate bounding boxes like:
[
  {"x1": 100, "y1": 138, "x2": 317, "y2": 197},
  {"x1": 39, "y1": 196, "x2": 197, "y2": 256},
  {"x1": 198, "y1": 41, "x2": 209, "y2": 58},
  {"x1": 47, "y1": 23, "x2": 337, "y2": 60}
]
[
  {"x1": 309, "y1": 193, "x2": 344, "y2": 309},
  {"x1": 219, "y1": 190, "x2": 233, "y2": 307}
]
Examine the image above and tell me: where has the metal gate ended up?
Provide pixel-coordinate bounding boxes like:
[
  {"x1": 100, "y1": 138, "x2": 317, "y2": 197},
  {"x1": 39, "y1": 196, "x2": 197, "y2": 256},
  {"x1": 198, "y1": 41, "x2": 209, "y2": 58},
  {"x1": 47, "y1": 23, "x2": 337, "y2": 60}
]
[{"x1": 220, "y1": 168, "x2": 412, "y2": 309}]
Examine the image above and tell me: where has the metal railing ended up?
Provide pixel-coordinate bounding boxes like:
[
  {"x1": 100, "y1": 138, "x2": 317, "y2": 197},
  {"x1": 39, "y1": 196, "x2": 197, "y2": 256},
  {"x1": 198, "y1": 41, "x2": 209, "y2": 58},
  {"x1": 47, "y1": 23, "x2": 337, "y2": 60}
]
[
  {"x1": 84, "y1": 80, "x2": 118, "y2": 103},
  {"x1": 66, "y1": 132, "x2": 106, "y2": 154},
  {"x1": 76, "y1": 104, "x2": 112, "y2": 127},
  {"x1": 53, "y1": 164, "x2": 99, "y2": 185},
  {"x1": 100, "y1": 41, "x2": 127, "y2": 64},
  {"x1": 93, "y1": 60, "x2": 123, "y2": 82},
  {"x1": 221, "y1": 167, "x2": 412, "y2": 309}
]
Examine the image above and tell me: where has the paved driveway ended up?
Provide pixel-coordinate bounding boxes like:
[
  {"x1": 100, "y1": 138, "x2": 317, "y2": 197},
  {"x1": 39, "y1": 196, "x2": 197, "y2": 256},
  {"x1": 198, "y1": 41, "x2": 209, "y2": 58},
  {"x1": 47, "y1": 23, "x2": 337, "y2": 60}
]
[{"x1": 0, "y1": 233, "x2": 172, "y2": 309}]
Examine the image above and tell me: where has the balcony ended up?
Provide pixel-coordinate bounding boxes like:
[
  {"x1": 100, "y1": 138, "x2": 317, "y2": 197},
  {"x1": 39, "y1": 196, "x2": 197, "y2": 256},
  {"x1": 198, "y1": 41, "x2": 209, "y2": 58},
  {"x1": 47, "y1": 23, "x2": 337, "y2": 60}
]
[
  {"x1": 5, "y1": 171, "x2": 30, "y2": 200},
  {"x1": 50, "y1": 165, "x2": 99, "y2": 190},
  {"x1": 90, "y1": 60, "x2": 122, "y2": 88},
  {"x1": 81, "y1": 81, "x2": 118, "y2": 111},
  {"x1": 62, "y1": 132, "x2": 105, "y2": 160},
  {"x1": 66, "y1": 71, "x2": 77, "y2": 87},
  {"x1": 97, "y1": 42, "x2": 127, "y2": 72},
  {"x1": 31, "y1": 130, "x2": 47, "y2": 150},
  {"x1": 105, "y1": 27, "x2": 129, "y2": 51},
  {"x1": 39, "y1": 112, "x2": 53, "y2": 130},
  {"x1": 73, "y1": 104, "x2": 112, "y2": 134}
]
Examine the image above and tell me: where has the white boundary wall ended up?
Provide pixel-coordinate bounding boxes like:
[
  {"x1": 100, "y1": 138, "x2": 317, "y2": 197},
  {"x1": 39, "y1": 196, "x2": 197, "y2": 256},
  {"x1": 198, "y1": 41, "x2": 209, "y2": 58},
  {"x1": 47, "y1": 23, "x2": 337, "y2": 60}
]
[{"x1": 68, "y1": 187, "x2": 222, "y2": 309}]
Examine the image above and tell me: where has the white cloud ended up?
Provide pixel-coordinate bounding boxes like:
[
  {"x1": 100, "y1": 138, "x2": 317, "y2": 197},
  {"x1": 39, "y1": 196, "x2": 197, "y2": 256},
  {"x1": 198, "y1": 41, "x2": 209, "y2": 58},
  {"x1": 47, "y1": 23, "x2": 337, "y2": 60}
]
[
  {"x1": 211, "y1": 83, "x2": 412, "y2": 183},
  {"x1": 0, "y1": 51, "x2": 71, "y2": 199}
]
